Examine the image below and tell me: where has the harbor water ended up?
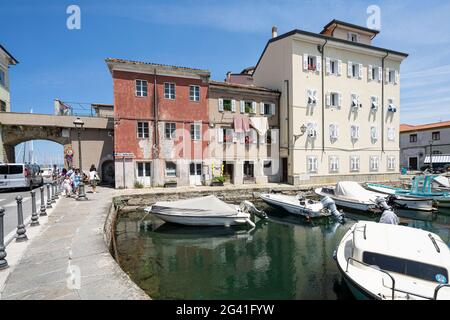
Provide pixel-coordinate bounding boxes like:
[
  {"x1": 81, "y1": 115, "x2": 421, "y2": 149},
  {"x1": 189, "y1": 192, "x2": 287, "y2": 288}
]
[{"x1": 114, "y1": 205, "x2": 450, "y2": 300}]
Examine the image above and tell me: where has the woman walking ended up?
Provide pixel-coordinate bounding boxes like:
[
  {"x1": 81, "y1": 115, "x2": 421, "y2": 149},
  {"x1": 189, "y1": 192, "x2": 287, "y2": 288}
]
[
  {"x1": 89, "y1": 165, "x2": 99, "y2": 194},
  {"x1": 71, "y1": 169, "x2": 81, "y2": 195}
]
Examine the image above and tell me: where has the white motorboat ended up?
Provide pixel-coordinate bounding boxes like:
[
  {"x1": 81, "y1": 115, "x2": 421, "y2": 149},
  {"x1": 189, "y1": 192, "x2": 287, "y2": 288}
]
[
  {"x1": 144, "y1": 195, "x2": 256, "y2": 228},
  {"x1": 260, "y1": 193, "x2": 344, "y2": 222},
  {"x1": 366, "y1": 184, "x2": 435, "y2": 211},
  {"x1": 335, "y1": 221, "x2": 450, "y2": 300}
]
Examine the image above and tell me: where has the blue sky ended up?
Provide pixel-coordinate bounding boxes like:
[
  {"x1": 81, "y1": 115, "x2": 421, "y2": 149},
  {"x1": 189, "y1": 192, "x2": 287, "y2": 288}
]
[{"x1": 2, "y1": 0, "x2": 450, "y2": 164}]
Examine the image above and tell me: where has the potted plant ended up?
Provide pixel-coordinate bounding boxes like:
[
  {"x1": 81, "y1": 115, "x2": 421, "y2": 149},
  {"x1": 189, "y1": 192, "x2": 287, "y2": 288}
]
[
  {"x1": 164, "y1": 180, "x2": 178, "y2": 188},
  {"x1": 211, "y1": 175, "x2": 225, "y2": 187}
]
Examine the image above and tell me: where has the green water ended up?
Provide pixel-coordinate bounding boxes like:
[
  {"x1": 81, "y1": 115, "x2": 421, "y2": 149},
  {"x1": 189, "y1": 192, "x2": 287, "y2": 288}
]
[{"x1": 115, "y1": 206, "x2": 450, "y2": 300}]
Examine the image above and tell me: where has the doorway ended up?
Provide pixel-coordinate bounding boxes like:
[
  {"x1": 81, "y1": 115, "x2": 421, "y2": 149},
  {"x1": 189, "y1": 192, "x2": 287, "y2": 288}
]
[
  {"x1": 189, "y1": 162, "x2": 202, "y2": 186},
  {"x1": 282, "y1": 158, "x2": 288, "y2": 183},
  {"x1": 409, "y1": 157, "x2": 418, "y2": 171},
  {"x1": 136, "y1": 162, "x2": 151, "y2": 187},
  {"x1": 243, "y1": 161, "x2": 255, "y2": 183},
  {"x1": 222, "y1": 161, "x2": 234, "y2": 184}
]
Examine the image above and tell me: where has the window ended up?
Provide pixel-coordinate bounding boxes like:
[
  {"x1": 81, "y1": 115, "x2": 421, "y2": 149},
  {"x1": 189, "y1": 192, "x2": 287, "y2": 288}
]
[
  {"x1": 370, "y1": 156, "x2": 380, "y2": 172},
  {"x1": 308, "y1": 56, "x2": 317, "y2": 71},
  {"x1": 387, "y1": 156, "x2": 396, "y2": 171},
  {"x1": 137, "y1": 162, "x2": 151, "y2": 177},
  {"x1": 243, "y1": 161, "x2": 254, "y2": 178},
  {"x1": 244, "y1": 101, "x2": 255, "y2": 114},
  {"x1": 307, "y1": 156, "x2": 318, "y2": 173},
  {"x1": 190, "y1": 163, "x2": 202, "y2": 176},
  {"x1": 326, "y1": 58, "x2": 341, "y2": 76},
  {"x1": 348, "y1": 32, "x2": 359, "y2": 42},
  {"x1": 351, "y1": 94, "x2": 361, "y2": 110},
  {"x1": 0, "y1": 100, "x2": 6, "y2": 112},
  {"x1": 410, "y1": 134, "x2": 417, "y2": 143},
  {"x1": 164, "y1": 82, "x2": 176, "y2": 99},
  {"x1": 370, "y1": 96, "x2": 378, "y2": 111},
  {"x1": 388, "y1": 99, "x2": 397, "y2": 113},
  {"x1": 370, "y1": 126, "x2": 378, "y2": 141},
  {"x1": 327, "y1": 92, "x2": 341, "y2": 108},
  {"x1": 433, "y1": 150, "x2": 443, "y2": 155},
  {"x1": 190, "y1": 123, "x2": 201, "y2": 141},
  {"x1": 432, "y1": 131, "x2": 440, "y2": 141},
  {"x1": 362, "y1": 251, "x2": 448, "y2": 284},
  {"x1": 307, "y1": 123, "x2": 318, "y2": 138},
  {"x1": 307, "y1": 89, "x2": 317, "y2": 105},
  {"x1": 303, "y1": 54, "x2": 321, "y2": 72},
  {"x1": 368, "y1": 65, "x2": 381, "y2": 82},
  {"x1": 330, "y1": 59, "x2": 337, "y2": 75},
  {"x1": 165, "y1": 123, "x2": 176, "y2": 139},
  {"x1": 329, "y1": 123, "x2": 339, "y2": 140},
  {"x1": 329, "y1": 156, "x2": 339, "y2": 173},
  {"x1": 348, "y1": 62, "x2": 362, "y2": 79},
  {"x1": 350, "y1": 125, "x2": 360, "y2": 140},
  {"x1": 137, "y1": 122, "x2": 149, "y2": 139},
  {"x1": 221, "y1": 128, "x2": 235, "y2": 144},
  {"x1": 350, "y1": 156, "x2": 360, "y2": 172},
  {"x1": 265, "y1": 129, "x2": 272, "y2": 144},
  {"x1": 244, "y1": 129, "x2": 258, "y2": 145},
  {"x1": 262, "y1": 102, "x2": 275, "y2": 116},
  {"x1": 388, "y1": 127, "x2": 396, "y2": 141},
  {"x1": 352, "y1": 64, "x2": 358, "y2": 78},
  {"x1": 222, "y1": 99, "x2": 232, "y2": 112},
  {"x1": 0, "y1": 69, "x2": 5, "y2": 87},
  {"x1": 388, "y1": 70, "x2": 396, "y2": 84},
  {"x1": 135, "y1": 80, "x2": 147, "y2": 97},
  {"x1": 165, "y1": 161, "x2": 177, "y2": 177},
  {"x1": 189, "y1": 85, "x2": 200, "y2": 102}
]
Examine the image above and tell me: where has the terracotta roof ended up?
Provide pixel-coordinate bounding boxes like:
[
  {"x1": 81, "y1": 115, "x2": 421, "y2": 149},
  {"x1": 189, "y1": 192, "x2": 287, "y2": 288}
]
[
  {"x1": 105, "y1": 58, "x2": 209, "y2": 74},
  {"x1": 320, "y1": 19, "x2": 380, "y2": 36},
  {"x1": 209, "y1": 80, "x2": 280, "y2": 94},
  {"x1": 400, "y1": 121, "x2": 450, "y2": 133}
]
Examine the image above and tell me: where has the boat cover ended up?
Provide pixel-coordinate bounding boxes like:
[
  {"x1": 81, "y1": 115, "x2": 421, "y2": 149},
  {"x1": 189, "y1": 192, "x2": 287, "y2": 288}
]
[
  {"x1": 434, "y1": 176, "x2": 450, "y2": 188},
  {"x1": 151, "y1": 195, "x2": 239, "y2": 217},
  {"x1": 335, "y1": 181, "x2": 383, "y2": 202}
]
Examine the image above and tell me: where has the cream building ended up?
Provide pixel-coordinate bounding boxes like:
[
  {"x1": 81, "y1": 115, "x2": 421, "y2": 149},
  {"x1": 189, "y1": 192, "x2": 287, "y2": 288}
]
[
  {"x1": 207, "y1": 81, "x2": 281, "y2": 185},
  {"x1": 0, "y1": 44, "x2": 18, "y2": 112},
  {"x1": 252, "y1": 20, "x2": 408, "y2": 185}
]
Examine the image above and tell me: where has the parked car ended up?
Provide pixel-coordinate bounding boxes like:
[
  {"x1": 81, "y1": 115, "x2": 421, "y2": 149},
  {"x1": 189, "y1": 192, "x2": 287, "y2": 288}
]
[{"x1": 0, "y1": 163, "x2": 44, "y2": 190}]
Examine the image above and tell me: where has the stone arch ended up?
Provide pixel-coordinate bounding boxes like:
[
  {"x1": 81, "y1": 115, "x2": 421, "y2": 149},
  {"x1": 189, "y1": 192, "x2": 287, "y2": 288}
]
[{"x1": 99, "y1": 154, "x2": 115, "y2": 186}]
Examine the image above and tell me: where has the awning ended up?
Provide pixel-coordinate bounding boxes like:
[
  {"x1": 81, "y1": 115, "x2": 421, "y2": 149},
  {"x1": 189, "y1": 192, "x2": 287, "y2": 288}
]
[{"x1": 424, "y1": 155, "x2": 450, "y2": 164}]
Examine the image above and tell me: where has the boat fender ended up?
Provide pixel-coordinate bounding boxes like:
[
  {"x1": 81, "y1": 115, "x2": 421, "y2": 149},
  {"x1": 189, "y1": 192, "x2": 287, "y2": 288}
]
[
  {"x1": 240, "y1": 201, "x2": 268, "y2": 220},
  {"x1": 321, "y1": 196, "x2": 345, "y2": 224}
]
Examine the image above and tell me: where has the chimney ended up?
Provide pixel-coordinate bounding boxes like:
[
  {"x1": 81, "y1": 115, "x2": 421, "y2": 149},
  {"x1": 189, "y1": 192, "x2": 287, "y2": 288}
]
[
  {"x1": 225, "y1": 71, "x2": 231, "y2": 82},
  {"x1": 272, "y1": 26, "x2": 278, "y2": 38}
]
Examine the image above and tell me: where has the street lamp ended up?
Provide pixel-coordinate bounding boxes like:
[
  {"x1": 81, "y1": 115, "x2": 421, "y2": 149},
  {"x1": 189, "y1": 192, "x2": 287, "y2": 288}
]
[
  {"x1": 73, "y1": 117, "x2": 88, "y2": 201},
  {"x1": 429, "y1": 140, "x2": 434, "y2": 173}
]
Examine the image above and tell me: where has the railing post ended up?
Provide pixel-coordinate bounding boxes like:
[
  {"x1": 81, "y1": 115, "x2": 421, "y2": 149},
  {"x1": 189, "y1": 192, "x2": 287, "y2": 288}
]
[
  {"x1": 51, "y1": 183, "x2": 56, "y2": 203},
  {"x1": 30, "y1": 190, "x2": 39, "y2": 227},
  {"x1": 15, "y1": 195, "x2": 28, "y2": 242},
  {"x1": 40, "y1": 186, "x2": 47, "y2": 216},
  {"x1": 46, "y1": 183, "x2": 53, "y2": 209},
  {"x1": 0, "y1": 207, "x2": 8, "y2": 270}
]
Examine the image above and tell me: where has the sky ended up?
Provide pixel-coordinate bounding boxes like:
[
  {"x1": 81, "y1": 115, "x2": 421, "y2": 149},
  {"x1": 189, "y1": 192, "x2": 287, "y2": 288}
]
[{"x1": 2, "y1": 0, "x2": 450, "y2": 164}]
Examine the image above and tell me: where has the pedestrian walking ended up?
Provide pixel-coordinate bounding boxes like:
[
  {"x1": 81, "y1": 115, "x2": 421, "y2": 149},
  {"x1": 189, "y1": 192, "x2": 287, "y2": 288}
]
[{"x1": 89, "y1": 165, "x2": 100, "y2": 194}]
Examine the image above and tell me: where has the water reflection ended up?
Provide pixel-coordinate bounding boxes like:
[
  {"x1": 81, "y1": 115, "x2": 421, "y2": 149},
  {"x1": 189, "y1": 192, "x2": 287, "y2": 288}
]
[{"x1": 115, "y1": 206, "x2": 450, "y2": 300}]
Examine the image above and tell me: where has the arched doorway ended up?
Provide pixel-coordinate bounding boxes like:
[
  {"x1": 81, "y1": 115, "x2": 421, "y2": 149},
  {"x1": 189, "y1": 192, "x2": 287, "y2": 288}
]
[{"x1": 101, "y1": 160, "x2": 115, "y2": 186}]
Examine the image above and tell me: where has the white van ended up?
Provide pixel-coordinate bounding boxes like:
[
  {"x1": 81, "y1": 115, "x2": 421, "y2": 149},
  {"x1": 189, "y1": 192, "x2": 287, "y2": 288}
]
[{"x1": 0, "y1": 163, "x2": 44, "y2": 190}]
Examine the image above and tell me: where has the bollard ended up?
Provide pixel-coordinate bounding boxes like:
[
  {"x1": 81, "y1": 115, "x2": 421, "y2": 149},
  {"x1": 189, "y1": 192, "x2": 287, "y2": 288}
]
[
  {"x1": 15, "y1": 195, "x2": 28, "y2": 242},
  {"x1": 54, "y1": 181, "x2": 59, "y2": 200},
  {"x1": 0, "y1": 207, "x2": 8, "y2": 270},
  {"x1": 46, "y1": 183, "x2": 53, "y2": 209},
  {"x1": 51, "y1": 183, "x2": 56, "y2": 203},
  {"x1": 40, "y1": 186, "x2": 47, "y2": 216},
  {"x1": 30, "y1": 190, "x2": 39, "y2": 227}
]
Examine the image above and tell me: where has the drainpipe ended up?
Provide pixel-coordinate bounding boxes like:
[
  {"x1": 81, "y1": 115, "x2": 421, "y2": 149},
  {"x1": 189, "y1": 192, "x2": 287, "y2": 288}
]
[
  {"x1": 152, "y1": 68, "x2": 158, "y2": 187},
  {"x1": 284, "y1": 79, "x2": 290, "y2": 157},
  {"x1": 381, "y1": 52, "x2": 389, "y2": 153},
  {"x1": 318, "y1": 40, "x2": 328, "y2": 153}
]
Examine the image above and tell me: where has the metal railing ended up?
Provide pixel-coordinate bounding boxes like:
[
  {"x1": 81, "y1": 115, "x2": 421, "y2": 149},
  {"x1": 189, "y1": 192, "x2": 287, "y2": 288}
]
[{"x1": 434, "y1": 284, "x2": 450, "y2": 300}]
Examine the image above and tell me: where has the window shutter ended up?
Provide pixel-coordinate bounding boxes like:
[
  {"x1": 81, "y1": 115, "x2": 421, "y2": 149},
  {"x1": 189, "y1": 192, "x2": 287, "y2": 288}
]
[
  {"x1": 326, "y1": 58, "x2": 331, "y2": 75},
  {"x1": 395, "y1": 70, "x2": 400, "y2": 85},
  {"x1": 378, "y1": 67, "x2": 382, "y2": 83},
  {"x1": 217, "y1": 128, "x2": 224, "y2": 143},
  {"x1": 303, "y1": 54, "x2": 308, "y2": 71},
  {"x1": 260, "y1": 131, "x2": 266, "y2": 144},
  {"x1": 326, "y1": 93, "x2": 331, "y2": 107},
  {"x1": 316, "y1": 56, "x2": 322, "y2": 72},
  {"x1": 218, "y1": 98, "x2": 224, "y2": 112},
  {"x1": 368, "y1": 65, "x2": 373, "y2": 81},
  {"x1": 348, "y1": 61, "x2": 353, "y2": 77},
  {"x1": 272, "y1": 129, "x2": 278, "y2": 144},
  {"x1": 347, "y1": 32, "x2": 352, "y2": 41},
  {"x1": 240, "y1": 100, "x2": 245, "y2": 113},
  {"x1": 232, "y1": 130, "x2": 238, "y2": 143},
  {"x1": 337, "y1": 60, "x2": 342, "y2": 76},
  {"x1": 260, "y1": 102, "x2": 265, "y2": 115},
  {"x1": 231, "y1": 99, "x2": 236, "y2": 112},
  {"x1": 336, "y1": 124, "x2": 340, "y2": 138},
  {"x1": 252, "y1": 129, "x2": 258, "y2": 144},
  {"x1": 386, "y1": 68, "x2": 390, "y2": 83},
  {"x1": 271, "y1": 103, "x2": 275, "y2": 115},
  {"x1": 358, "y1": 64, "x2": 363, "y2": 79},
  {"x1": 329, "y1": 124, "x2": 335, "y2": 139},
  {"x1": 338, "y1": 93, "x2": 342, "y2": 108}
]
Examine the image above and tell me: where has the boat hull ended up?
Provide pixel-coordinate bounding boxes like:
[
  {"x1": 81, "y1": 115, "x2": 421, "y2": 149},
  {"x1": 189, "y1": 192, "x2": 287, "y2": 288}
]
[
  {"x1": 315, "y1": 188, "x2": 373, "y2": 212},
  {"x1": 260, "y1": 194, "x2": 328, "y2": 218},
  {"x1": 392, "y1": 198, "x2": 435, "y2": 212},
  {"x1": 151, "y1": 212, "x2": 250, "y2": 227}
]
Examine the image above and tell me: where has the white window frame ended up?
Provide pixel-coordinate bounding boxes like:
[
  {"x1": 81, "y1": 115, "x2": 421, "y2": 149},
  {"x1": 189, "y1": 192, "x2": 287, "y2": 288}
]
[
  {"x1": 387, "y1": 127, "x2": 396, "y2": 141},
  {"x1": 137, "y1": 121, "x2": 149, "y2": 139},
  {"x1": 164, "y1": 82, "x2": 176, "y2": 100},
  {"x1": 350, "y1": 156, "x2": 360, "y2": 172},
  {"x1": 0, "y1": 69, "x2": 6, "y2": 88},
  {"x1": 370, "y1": 96, "x2": 378, "y2": 111},
  {"x1": 388, "y1": 70, "x2": 396, "y2": 84},
  {"x1": 328, "y1": 92, "x2": 341, "y2": 108},
  {"x1": 261, "y1": 102, "x2": 275, "y2": 116},
  {"x1": 370, "y1": 126, "x2": 378, "y2": 141},
  {"x1": 307, "y1": 89, "x2": 317, "y2": 105},
  {"x1": 326, "y1": 58, "x2": 341, "y2": 76},
  {"x1": 164, "y1": 122, "x2": 176, "y2": 140},
  {"x1": 135, "y1": 79, "x2": 148, "y2": 97},
  {"x1": 351, "y1": 93, "x2": 361, "y2": 110},
  {"x1": 307, "y1": 156, "x2": 318, "y2": 173},
  {"x1": 329, "y1": 156, "x2": 339, "y2": 173},
  {"x1": 307, "y1": 122, "x2": 318, "y2": 139},
  {"x1": 388, "y1": 98, "x2": 397, "y2": 113},
  {"x1": 189, "y1": 85, "x2": 200, "y2": 102},
  {"x1": 190, "y1": 123, "x2": 201, "y2": 141},
  {"x1": 370, "y1": 156, "x2": 380, "y2": 172},
  {"x1": 350, "y1": 125, "x2": 360, "y2": 141},
  {"x1": 387, "y1": 156, "x2": 396, "y2": 171},
  {"x1": 329, "y1": 123, "x2": 339, "y2": 140},
  {"x1": 348, "y1": 32, "x2": 359, "y2": 42},
  {"x1": 165, "y1": 161, "x2": 177, "y2": 177},
  {"x1": 136, "y1": 162, "x2": 151, "y2": 177}
]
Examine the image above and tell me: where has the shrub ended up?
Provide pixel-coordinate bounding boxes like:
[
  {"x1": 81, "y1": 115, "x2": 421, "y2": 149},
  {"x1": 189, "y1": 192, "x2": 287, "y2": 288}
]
[{"x1": 134, "y1": 181, "x2": 144, "y2": 189}]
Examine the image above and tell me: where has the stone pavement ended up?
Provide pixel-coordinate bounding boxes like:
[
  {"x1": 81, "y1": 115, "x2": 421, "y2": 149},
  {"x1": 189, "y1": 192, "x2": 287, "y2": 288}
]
[{"x1": 0, "y1": 187, "x2": 149, "y2": 300}]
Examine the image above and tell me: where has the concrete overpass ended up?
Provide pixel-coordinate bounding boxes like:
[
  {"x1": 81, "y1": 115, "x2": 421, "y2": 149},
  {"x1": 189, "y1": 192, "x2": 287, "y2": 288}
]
[{"x1": 0, "y1": 110, "x2": 115, "y2": 184}]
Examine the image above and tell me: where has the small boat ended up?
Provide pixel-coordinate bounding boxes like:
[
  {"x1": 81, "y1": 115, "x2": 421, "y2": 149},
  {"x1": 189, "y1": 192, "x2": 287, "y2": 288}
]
[
  {"x1": 144, "y1": 195, "x2": 256, "y2": 228},
  {"x1": 260, "y1": 193, "x2": 344, "y2": 222},
  {"x1": 335, "y1": 221, "x2": 450, "y2": 300}
]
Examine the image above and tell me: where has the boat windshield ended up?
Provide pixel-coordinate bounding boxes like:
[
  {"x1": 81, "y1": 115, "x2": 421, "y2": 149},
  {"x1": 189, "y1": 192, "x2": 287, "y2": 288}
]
[{"x1": 362, "y1": 251, "x2": 449, "y2": 284}]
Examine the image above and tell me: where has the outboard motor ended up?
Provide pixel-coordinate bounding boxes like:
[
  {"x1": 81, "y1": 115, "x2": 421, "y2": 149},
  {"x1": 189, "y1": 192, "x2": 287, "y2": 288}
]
[
  {"x1": 375, "y1": 197, "x2": 399, "y2": 225},
  {"x1": 321, "y1": 196, "x2": 345, "y2": 224},
  {"x1": 240, "y1": 200, "x2": 268, "y2": 220}
]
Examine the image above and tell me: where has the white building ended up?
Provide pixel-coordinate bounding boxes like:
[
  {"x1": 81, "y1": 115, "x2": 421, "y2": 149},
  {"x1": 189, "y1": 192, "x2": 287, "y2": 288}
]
[
  {"x1": 252, "y1": 20, "x2": 408, "y2": 185},
  {"x1": 0, "y1": 44, "x2": 18, "y2": 113}
]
